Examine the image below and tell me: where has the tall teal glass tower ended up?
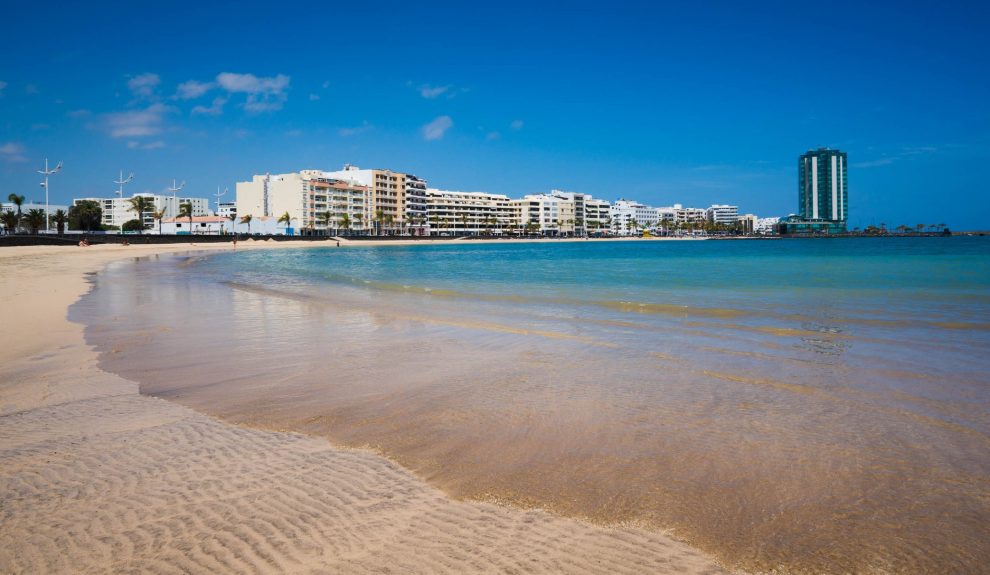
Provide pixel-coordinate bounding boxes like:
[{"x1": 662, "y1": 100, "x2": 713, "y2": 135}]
[{"x1": 798, "y1": 148, "x2": 847, "y2": 227}]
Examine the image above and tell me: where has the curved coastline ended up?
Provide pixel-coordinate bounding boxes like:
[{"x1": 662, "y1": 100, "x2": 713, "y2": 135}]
[{"x1": 0, "y1": 243, "x2": 729, "y2": 574}]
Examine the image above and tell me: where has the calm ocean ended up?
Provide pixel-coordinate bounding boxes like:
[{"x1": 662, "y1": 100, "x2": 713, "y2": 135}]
[{"x1": 75, "y1": 237, "x2": 990, "y2": 574}]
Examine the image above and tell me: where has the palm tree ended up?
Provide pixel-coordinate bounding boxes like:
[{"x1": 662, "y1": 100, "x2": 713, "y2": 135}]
[
  {"x1": 321, "y1": 210, "x2": 334, "y2": 235},
  {"x1": 23, "y1": 209, "x2": 46, "y2": 235},
  {"x1": 51, "y1": 209, "x2": 68, "y2": 235},
  {"x1": 354, "y1": 213, "x2": 364, "y2": 234},
  {"x1": 152, "y1": 206, "x2": 168, "y2": 235},
  {"x1": 2, "y1": 210, "x2": 20, "y2": 235},
  {"x1": 7, "y1": 194, "x2": 25, "y2": 217},
  {"x1": 239, "y1": 213, "x2": 253, "y2": 234},
  {"x1": 339, "y1": 213, "x2": 351, "y2": 235},
  {"x1": 384, "y1": 214, "x2": 394, "y2": 236},
  {"x1": 227, "y1": 213, "x2": 237, "y2": 236},
  {"x1": 6, "y1": 194, "x2": 24, "y2": 232},
  {"x1": 127, "y1": 196, "x2": 154, "y2": 234},
  {"x1": 277, "y1": 211, "x2": 293, "y2": 234},
  {"x1": 178, "y1": 201, "x2": 194, "y2": 235}
]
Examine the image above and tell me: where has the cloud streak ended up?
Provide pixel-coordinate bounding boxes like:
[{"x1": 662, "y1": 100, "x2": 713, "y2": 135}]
[
  {"x1": 339, "y1": 121, "x2": 372, "y2": 137},
  {"x1": 102, "y1": 103, "x2": 171, "y2": 138},
  {"x1": 422, "y1": 115, "x2": 453, "y2": 141},
  {"x1": 0, "y1": 142, "x2": 28, "y2": 163},
  {"x1": 176, "y1": 80, "x2": 213, "y2": 100},
  {"x1": 128, "y1": 73, "x2": 160, "y2": 98},
  {"x1": 192, "y1": 97, "x2": 226, "y2": 116},
  {"x1": 216, "y1": 72, "x2": 291, "y2": 112},
  {"x1": 419, "y1": 84, "x2": 450, "y2": 99}
]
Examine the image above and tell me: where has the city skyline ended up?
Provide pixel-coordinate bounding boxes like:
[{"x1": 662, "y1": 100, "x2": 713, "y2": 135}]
[{"x1": 2, "y1": 1, "x2": 989, "y2": 230}]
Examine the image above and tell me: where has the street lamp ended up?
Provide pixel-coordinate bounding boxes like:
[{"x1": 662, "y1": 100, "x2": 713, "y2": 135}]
[
  {"x1": 214, "y1": 186, "x2": 227, "y2": 235},
  {"x1": 38, "y1": 158, "x2": 62, "y2": 232},
  {"x1": 167, "y1": 179, "x2": 185, "y2": 219}
]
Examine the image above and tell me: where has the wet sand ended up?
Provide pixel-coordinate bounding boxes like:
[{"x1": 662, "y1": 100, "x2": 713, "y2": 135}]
[
  {"x1": 0, "y1": 243, "x2": 729, "y2": 574},
  {"x1": 80, "y1": 241, "x2": 990, "y2": 574}
]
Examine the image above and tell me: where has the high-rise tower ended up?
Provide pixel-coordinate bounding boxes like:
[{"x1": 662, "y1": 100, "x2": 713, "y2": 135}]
[{"x1": 798, "y1": 148, "x2": 847, "y2": 226}]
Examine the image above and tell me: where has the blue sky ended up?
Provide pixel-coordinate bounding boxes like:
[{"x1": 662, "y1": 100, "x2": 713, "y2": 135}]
[{"x1": 2, "y1": 0, "x2": 988, "y2": 229}]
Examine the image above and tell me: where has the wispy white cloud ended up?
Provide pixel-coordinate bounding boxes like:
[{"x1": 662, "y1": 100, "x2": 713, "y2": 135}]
[
  {"x1": 176, "y1": 80, "x2": 213, "y2": 100},
  {"x1": 192, "y1": 97, "x2": 226, "y2": 116},
  {"x1": 127, "y1": 140, "x2": 165, "y2": 150},
  {"x1": 0, "y1": 81, "x2": 7, "y2": 96},
  {"x1": 486, "y1": 131, "x2": 501, "y2": 141},
  {"x1": 102, "y1": 103, "x2": 171, "y2": 138},
  {"x1": 852, "y1": 158, "x2": 896, "y2": 168},
  {"x1": 852, "y1": 145, "x2": 939, "y2": 169},
  {"x1": 285, "y1": 129, "x2": 303, "y2": 137},
  {"x1": 216, "y1": 72, "x2": 290, "y2": 112},
  {"x1": 338, "y1": 121, "x2": 371, "y2": 137},
  {"x1": 309, "y1": 93, "x2": 320, "y2": 101},
  {"x1": 321, "y1": 80, "x2": 330, "y2": 89},
  {"x1": 422, "y1": 115, "x2": 453, "y2": 141},
  {"x1": 127, "y1": 72, "x2": 160, "y2": 98},
  {"x1": 0, "y1": 142, "x2": 28, "y2": 163},
  {"x1": 509, "y1": 119, "x2": 524, "y2": 131},
  {"x1": 67, "y1": 109, "x2": 91, "y2": 119},
  {"x1": 419, "y1": 84, "x2": 450, "y2": 99},
  {"x1": 25, "y1": 84, "x2": 38, "y2": 95}
]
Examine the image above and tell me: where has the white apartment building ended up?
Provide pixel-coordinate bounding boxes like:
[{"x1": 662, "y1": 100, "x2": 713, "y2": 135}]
[
  {"x1": 610, "y1": 200, "x2": 659, "y2": 235},
  {"x1": 236, "y1": 171, "x2": 369, "y2": 234},
  {"x1": 404, "y1": 174, "x2": 429, "y2": 235},
  {"x1": 426, "y1": 188, "x2": 514, "y2": 235},
  {"x1": 658, "y1": 204, "x2": 707, "y2": 226},
  {"x1": 511, "y1": 194, "x2": 562, "y2": 235},
  {"x1": 584, "y1": 197, "x2": 611, "y2": 234},
  {"x1": 217, "y1": 202, "x2": 237, "y2": 219},
  {"x1": 73, "y1": 194, "x2": 209, "y2": 229},
  {"x1": 706, "y1": 204, "x2": 740, "y2": 225}
]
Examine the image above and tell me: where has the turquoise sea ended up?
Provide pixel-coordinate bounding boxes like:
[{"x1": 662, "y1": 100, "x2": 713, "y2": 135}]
[{"x1": 76, "y1": 237, "x2": 990, "y2": 574}]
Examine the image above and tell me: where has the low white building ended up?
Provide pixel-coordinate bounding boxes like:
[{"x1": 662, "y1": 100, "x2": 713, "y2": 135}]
[
  {"x1": 755, "y1": 217, "x2": 780, "y2": 234},
  {"x1": 160, "y1": 215, "x2": 281, "y2": 235},
  {"x1": 217, "y1": 202, "x2": 237, "y2": 219},
  {"x1": 73, "y1": 194, "x2": 210, "y2": 229}
]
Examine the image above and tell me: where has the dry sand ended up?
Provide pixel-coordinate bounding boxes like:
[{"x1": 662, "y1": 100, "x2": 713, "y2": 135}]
[{"x1": 0, "y1": 242, "x2": 729, "y2": 574}]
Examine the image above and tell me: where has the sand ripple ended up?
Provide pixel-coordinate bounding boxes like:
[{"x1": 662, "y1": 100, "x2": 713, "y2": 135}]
[{"x1": 0, "y1": 382, "x2": 727, "y2": 574}]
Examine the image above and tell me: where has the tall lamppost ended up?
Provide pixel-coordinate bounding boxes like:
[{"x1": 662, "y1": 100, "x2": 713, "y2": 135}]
[
  {"x1": 38, "y1": 158, "x2": 62, "y2": 232},
  {"x1": 167, "y1": 179, "x2": 185, "y2": 220},
  {"x1": 113, "y1": 171, "x2": 134, "y2": 233},
  {"x1": 214, "y1": 186, "x2": 227, "y2": 235}
]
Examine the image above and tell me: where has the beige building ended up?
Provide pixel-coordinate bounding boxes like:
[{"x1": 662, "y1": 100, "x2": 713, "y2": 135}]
[
  {"x1": 323, "y1": 165, "x2": 427, "y2": 234},
  {"x1": 235, "y1": 171, "x2": 370, "y2": 234}
]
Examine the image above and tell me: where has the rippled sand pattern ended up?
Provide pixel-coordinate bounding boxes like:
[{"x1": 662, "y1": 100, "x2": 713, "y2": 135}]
[
  {"x1": 0, "y1": 390, "x2": 728, "y2": 574},
  {"x1": 81, "y1": 247, "x2": 990, "y2": 574}
]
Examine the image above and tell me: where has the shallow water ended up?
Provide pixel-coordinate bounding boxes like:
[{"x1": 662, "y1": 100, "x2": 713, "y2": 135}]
[{"x1": 74, "y1": 238, "x2": 990, "y2": 573}]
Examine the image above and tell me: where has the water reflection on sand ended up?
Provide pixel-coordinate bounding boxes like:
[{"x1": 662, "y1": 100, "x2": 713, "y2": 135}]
[{"x1": 78, "y1": 249, "x2": 990, "y2": 574}]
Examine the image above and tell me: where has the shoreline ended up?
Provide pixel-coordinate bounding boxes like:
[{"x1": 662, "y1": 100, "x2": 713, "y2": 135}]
[{"x1": 0, "y1": 242, "x2": 730, "y2": 574}]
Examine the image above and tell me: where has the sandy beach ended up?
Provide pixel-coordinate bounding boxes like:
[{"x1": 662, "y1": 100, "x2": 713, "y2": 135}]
[{"x1": 0, "y1": 242, "x2": 729, "y2": 574}]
